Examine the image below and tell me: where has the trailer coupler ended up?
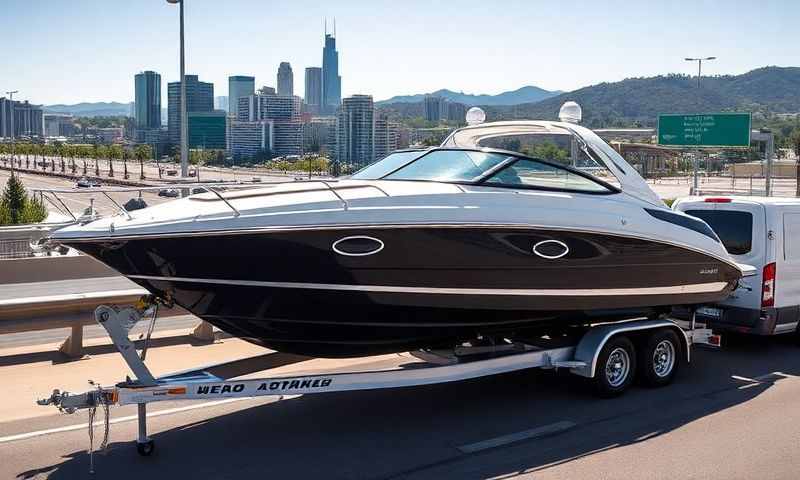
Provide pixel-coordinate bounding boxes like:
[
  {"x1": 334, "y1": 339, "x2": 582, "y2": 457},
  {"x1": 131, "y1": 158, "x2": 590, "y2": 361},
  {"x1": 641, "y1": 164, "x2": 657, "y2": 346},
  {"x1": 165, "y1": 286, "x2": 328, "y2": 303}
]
[{"x1": 37, "y1": 385, "x2": 116, "y2": 414}]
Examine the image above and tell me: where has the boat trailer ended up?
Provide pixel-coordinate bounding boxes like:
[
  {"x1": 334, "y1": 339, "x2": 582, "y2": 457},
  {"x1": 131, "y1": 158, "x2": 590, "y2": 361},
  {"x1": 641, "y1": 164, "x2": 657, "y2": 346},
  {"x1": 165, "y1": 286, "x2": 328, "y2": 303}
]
[{"x1": 38, "y1": 297, "x2": 719, "y2": 459}]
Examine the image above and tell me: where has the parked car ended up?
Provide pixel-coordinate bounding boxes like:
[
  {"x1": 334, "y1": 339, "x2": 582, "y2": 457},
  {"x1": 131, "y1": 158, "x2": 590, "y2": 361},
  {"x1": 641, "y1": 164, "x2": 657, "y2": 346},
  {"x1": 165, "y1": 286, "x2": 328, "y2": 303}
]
[
  {"x1": 191, "y1": 187, "x2": 207, "y2": 195},
  {"x1": 76, "y1": 177, "x2": 101, "y2": 188},
  {"x1": 673, "y1": 196, "x2": 800, "y2": 337},
  {"x1": 158, "y1": 188, "x2": 180, "y2": 198},
  {"x1": 252, "y1": 177, "x2": 262, "y2": 183}
]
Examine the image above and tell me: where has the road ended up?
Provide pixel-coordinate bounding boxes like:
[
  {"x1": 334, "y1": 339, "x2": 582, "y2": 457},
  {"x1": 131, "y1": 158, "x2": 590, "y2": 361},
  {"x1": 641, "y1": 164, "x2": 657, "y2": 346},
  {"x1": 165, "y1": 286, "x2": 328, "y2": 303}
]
[{"x1": 1, "y1": 334, "x2": 799, "y2": 479}]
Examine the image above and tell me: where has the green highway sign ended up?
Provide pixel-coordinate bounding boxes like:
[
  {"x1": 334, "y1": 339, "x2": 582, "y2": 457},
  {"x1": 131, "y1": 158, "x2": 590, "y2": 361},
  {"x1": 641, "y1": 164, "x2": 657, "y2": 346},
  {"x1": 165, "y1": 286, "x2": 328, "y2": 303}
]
[{"x1": 657, "y1": 113, "x2": 752, "y2": 147}]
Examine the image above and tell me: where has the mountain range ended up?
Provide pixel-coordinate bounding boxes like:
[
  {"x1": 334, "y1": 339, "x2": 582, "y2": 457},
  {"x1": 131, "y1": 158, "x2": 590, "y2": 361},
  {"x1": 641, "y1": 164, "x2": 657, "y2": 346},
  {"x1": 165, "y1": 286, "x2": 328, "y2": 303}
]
[
  {"x1": 377, "y1": 86, "x2": 562, "y2": 106},
  {"x1": 379, "y1": 67, "x2": 800, "y2": 128},
  {"x1": 44, "y1": 102, "x2": 133, "y2": 117}
]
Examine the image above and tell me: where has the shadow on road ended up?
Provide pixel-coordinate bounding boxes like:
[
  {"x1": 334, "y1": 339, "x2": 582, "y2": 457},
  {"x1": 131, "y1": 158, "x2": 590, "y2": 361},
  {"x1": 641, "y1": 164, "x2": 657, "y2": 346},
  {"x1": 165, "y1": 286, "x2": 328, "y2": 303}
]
[{"x1": 15, "y1": 335, "x2": 800, "y2": 480}]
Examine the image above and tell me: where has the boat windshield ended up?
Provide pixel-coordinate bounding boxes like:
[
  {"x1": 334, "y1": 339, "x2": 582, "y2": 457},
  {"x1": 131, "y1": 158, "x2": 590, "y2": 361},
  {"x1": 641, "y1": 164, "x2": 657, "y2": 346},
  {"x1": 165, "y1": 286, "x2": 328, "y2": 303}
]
[{"x1": 352, "y1": 148, "x2": 617, "y2": 194}]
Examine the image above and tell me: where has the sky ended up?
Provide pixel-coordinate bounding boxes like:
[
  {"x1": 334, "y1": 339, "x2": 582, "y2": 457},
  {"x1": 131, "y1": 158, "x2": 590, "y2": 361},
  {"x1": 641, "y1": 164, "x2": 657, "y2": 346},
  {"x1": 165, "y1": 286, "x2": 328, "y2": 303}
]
[{"x1": 1, "y1": 0, "x2": 798, "y2": 106}]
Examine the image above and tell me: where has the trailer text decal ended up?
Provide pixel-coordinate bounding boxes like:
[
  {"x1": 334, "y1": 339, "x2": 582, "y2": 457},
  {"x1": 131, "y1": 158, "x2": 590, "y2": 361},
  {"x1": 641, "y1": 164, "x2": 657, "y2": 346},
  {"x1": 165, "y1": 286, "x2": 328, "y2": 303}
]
[{"x1": 194, "y1": 378, "x2": 333, "y2": 395}]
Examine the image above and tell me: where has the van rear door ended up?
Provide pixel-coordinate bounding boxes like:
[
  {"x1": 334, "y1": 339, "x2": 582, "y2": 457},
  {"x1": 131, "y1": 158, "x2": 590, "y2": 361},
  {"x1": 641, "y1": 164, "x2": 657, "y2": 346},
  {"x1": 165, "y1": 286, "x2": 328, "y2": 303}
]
[{"x1": 676, "y1": 199, "x2": 766, "y2": 310}]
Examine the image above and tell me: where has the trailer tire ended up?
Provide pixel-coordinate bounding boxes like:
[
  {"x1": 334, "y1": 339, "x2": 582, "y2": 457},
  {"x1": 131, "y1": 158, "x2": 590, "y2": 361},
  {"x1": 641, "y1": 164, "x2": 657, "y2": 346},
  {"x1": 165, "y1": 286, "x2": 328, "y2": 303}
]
[
  {"x1": 592, "y1": 336, "x2": 636, "y2": 398},
  {"x1": 638, "y1": 329, "x2": 681, "y2": 388}
]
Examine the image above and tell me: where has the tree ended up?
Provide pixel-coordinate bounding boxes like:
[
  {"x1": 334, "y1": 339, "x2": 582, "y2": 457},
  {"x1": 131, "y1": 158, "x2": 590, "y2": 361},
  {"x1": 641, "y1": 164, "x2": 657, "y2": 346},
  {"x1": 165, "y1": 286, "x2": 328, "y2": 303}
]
[{"x1": 0, "y1": 173, "x2": 47, "y2": 225}]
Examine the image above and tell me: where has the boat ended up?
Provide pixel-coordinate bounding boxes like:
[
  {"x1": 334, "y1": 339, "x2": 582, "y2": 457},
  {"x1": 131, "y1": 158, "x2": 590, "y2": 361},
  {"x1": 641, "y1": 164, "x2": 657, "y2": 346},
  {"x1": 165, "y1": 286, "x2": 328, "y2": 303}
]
[{"x1": 48, "y1": 120, "x2": 745, "y2": 357}]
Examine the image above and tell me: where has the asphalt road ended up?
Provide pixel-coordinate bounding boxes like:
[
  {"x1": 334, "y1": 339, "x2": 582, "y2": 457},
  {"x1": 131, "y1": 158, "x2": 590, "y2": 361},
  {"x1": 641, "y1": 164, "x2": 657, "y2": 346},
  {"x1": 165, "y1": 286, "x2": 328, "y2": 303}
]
[{"x1": 1, "y1": 334, "x2": 799, "y2": 479}]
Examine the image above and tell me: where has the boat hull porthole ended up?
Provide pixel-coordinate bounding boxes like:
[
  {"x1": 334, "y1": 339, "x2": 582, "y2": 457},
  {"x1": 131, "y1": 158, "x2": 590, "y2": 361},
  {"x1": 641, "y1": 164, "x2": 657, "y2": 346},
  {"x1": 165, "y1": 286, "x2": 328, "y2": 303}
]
[
  {"x1": 532, "y1": 239, "x2": 569, "y2": 259},
  {"x1": 332, "y1": 236, "x2": 385, "y2": 257}
]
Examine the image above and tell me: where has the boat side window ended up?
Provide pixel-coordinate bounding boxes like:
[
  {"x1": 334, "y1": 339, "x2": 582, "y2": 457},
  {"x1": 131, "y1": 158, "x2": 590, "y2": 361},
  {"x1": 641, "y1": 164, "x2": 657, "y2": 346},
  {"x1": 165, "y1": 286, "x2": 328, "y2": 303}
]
[
  {"x1": 685, "y1": 210, "x2": 753, "y2": 255},
  {"x1": 350, "y1": 151, "x2": 426, "y2": 180},
  {"x1": 482, "y1": 158, "x2": 613, "y2": 193},
  {"x1": 383, "y1": 150, "x2": 513, "y2": 182}
]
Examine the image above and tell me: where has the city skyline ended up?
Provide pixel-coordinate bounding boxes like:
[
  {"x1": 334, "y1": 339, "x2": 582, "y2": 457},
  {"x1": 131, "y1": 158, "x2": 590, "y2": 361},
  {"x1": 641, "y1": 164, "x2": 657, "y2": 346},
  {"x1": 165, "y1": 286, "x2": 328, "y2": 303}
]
[{"x1": 2, "y1": 0, "x2": 797, "y2": 105}]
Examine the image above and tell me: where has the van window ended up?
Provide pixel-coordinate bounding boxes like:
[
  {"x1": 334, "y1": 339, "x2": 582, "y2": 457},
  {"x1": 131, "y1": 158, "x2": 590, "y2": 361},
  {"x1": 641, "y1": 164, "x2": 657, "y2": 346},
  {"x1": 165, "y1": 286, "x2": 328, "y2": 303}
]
[
  {"x1": 784, "y1": 213, "x2": 800, "y2": 261},
  {"x1": 685, "y1": 210, "x2": 753, "y2": 255}
]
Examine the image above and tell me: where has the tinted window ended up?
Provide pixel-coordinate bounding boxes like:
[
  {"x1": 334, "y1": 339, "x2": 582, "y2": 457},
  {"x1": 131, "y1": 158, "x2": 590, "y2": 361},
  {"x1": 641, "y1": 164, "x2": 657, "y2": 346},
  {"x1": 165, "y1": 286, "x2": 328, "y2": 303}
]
[
  {"x1": 484, "y1": 159, "x2": 611, "y2": 193},
  {"x1": 350, "y1": 151, "x2": 424, "y2": 180},
  {"x1": 685, "y1": 210, "x2": 753, "y2": 255},
  {"x1": 384, "y1": 150, "x2": 512, "y2": 182}
]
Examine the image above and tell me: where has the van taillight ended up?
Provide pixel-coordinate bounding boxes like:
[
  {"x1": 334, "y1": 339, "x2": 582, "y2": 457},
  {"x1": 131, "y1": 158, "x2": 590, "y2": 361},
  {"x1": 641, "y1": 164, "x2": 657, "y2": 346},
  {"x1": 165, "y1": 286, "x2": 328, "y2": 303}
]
[
  {"x1": 704, "y1": 197, "x2": 732, "y2": 203},
  {"x1": 762, "y1": 262, "x2": 776, "y2": 308}
]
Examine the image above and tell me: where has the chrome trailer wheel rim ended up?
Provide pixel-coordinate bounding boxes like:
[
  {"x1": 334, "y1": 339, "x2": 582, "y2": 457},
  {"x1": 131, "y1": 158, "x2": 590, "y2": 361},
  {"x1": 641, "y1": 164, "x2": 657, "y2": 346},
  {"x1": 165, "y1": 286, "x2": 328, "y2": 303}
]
[
  {"x1": 652, "y1": 340, "x2": 676, "y2": 378},
  {"x1": 605, "y1": 347, "x2": 631, "y2": 387}
]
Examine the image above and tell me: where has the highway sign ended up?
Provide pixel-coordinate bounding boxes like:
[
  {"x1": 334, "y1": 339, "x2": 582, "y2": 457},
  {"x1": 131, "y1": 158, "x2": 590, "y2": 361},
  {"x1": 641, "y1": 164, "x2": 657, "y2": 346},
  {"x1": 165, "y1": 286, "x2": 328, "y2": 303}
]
[{"x1": 657, "y1": 113, "x2": 751, "y2": 147}]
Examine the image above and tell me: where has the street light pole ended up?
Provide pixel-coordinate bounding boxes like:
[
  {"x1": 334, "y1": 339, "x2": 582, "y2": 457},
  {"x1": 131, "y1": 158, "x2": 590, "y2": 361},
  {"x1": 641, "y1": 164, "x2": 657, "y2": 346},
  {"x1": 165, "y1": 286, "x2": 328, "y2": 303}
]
[
  {"x1": 167, "y1": 0, "x2": 188, "y2": 178},
  {"x1": 684, "y1": 56, "x2": 716, "y2": 193},
  {"x1": 5, "y1": 90, "x2": 18, "y2": 167}
]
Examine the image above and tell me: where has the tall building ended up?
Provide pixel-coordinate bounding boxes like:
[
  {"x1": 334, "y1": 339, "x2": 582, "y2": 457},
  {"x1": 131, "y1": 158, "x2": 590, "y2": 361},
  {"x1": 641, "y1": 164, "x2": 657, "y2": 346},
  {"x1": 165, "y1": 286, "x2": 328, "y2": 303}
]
[
  {"x1": 424, "y1": 96, "x2": 445, "y2": 122},
  {"x1": 215, "y1": 96, "x2": 229, "y2": 111},
  {"x1": 188, "y1": 110, "x2": 227, "y2": 149},
  {"x1": 304, "y1": 67, "x2": 322, "y2": 114},
  {"x1": 134, "y1": 71, "x2": 161, "y2": 130},
  {"x1": 237, "y1": 93, "x2": 303, "y2": 156},
  {"x1": 167, "y1": 74, "x2": 214, "y2": 145},
  {"x1": 43, "y1": 114, "x2": 77, "y2": 137},
  {"x1": 303, "y1": 116, "x2": 336, "y2": 154},
  {"x1": 322, "y1": 32, "x2": 342, "y2": 115},
  {"x1": 228, "y1": 75, "x2": 255, "y2": 116},
  {"x1": 336, "y1": 95, "x2": 374, "y2": 169},
  {"x1": 374, "y1": 113, "x2": 400, "y2": 161},
  {"x1": 258, "y1": 86, "x2": 276, "y2": 95},
  {"x1": 0, "y1": 100, "x2": 44, "y2": 137},
  {"x1": 277, "y1": 62, "x2": 294, "y2": 96},
  {"x1": 228, "y1": 119, "x2": 272, "y2": 159}
]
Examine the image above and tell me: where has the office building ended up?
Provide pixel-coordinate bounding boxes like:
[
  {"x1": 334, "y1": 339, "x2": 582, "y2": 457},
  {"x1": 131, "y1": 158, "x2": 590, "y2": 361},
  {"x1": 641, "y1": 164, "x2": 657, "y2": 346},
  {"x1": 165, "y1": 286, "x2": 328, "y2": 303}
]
[
  {"x1": 304, "y1": 67, "x2": 322, "y2": 115},
  {"x1": 228, "y1": 75, "x2": 255, "y2": 116},
  {"x1": 374, "y1": 113, "x2": 400, "y2": 161},
  {"x1": 237, "y1": 93, "x2": 303, "y2": 156},
  {"x1": 303, "y1": 116, "x2": 336, "y2": 154},
  {"x1": 336, "y1": 95, "x2": 374, "y2": 169},
  {"x1": 3, "y1": 100, "x2": 44, "y2": 137},
  {"x1": 215, "y1": 96, "x2": 229, "y2": 111},
  {"x1": 258, "y1": 86, "x2": 276, "y2": 95},
  {"x1": 424, "y1": 96, "x2": 445, "y2": 122},
  {"x1": 188, "y1": 110, "x2": 227, "y2": 149},
  {"x1": 277, "y1": 62, "x2": 294, "y2": 96},
  {"x1": 228, "y1": 120, "x2": 272, "y2": 159},
  {"x1": 44, "y1": 114, "x2": 77, "y2": 137},
  {"x1": 167, "y1": 74, "x2": 214, "y2": 145},
  {"x1": 134, "y1": 71, "x2": 161, "y2": 130},
  {"x1": 322, "y1": 32, "x2": 342, "y2": 114},
  {"x1": 447, "y1": 102, "x2": 467, "y2": 123}
]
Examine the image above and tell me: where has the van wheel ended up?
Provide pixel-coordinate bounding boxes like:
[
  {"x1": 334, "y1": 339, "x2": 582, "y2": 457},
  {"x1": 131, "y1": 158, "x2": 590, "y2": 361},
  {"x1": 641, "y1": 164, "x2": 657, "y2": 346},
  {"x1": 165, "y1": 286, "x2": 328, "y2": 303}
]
[
  {"x1": 592, "y1": 336, "x2": 637, "y2": 398},
  {"x1": 638, "y1": 329, "x2": 681, "y2": 387}
]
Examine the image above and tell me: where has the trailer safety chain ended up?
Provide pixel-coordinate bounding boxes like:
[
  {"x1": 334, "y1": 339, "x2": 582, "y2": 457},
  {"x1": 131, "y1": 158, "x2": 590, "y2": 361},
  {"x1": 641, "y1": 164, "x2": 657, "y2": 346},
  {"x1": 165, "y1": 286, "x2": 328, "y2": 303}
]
[{"x1": 86, "y1": 382, "x2": 111, "y2": 475}]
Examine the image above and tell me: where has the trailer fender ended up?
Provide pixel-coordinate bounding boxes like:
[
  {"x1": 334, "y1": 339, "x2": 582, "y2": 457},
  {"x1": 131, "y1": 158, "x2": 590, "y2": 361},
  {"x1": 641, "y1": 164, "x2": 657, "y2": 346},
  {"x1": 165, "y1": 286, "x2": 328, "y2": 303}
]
[{"x1": 570, "y1": 319, "x2": 688, "y2": 378}]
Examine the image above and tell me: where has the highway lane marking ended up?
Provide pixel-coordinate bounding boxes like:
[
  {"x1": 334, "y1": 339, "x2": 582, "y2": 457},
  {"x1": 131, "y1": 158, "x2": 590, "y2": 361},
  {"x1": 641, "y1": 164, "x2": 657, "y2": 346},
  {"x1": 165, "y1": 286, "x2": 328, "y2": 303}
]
[
  {"x1": 457, "y1": 420, "x2": 576, "y2": 453},
  {"x1": 0, "y1": 395, "x2": 299, "y2": 444}
]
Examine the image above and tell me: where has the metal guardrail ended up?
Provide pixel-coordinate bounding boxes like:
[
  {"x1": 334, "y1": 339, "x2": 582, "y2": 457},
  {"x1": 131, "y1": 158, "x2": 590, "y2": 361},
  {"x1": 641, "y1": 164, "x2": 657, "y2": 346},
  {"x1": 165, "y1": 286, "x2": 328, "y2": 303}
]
[{"x1": 0, "y1": 255, "x2": 209, "y2": 358}]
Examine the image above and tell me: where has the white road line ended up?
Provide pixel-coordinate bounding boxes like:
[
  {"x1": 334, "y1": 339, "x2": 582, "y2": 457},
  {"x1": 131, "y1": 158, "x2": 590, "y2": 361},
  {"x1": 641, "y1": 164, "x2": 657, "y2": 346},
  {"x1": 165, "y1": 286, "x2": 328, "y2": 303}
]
[
  {"x1": 0, "y1": 395, "x2": 298, "y2": 444},
  {"x1": 457, "y1": 420, "x2": 576, "y2": 453}
]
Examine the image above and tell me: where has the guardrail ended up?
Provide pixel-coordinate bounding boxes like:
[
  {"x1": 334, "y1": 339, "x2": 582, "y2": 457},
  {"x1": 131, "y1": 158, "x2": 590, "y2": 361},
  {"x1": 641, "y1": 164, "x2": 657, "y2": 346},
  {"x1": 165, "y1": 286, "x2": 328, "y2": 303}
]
[{"x1": 0, "y1": 254, "x2": 213, "y2": 358}]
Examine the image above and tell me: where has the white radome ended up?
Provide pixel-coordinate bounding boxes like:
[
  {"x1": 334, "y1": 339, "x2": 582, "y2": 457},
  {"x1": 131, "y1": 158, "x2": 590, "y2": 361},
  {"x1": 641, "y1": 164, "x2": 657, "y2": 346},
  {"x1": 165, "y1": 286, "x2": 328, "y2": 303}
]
[
  {"x1": 465, "y1": 107, "x2": 486, "y2": 126},
  {"x1": 558, "y1": 101, "x2": 582, "y2": 124}
]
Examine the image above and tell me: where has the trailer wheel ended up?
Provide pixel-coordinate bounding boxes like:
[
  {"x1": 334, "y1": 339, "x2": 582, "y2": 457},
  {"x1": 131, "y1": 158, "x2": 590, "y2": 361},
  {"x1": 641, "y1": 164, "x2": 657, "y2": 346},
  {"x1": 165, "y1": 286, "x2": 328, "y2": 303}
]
[
  {"x1": 593, "y1": 336, "x2": 636, "y2": 398},
  {"x1": 136, "y1": 439, "x2": 155, "y2": 457},
  {"x1": 638, "y1": 329, "x2": 681, "y2": 387}
]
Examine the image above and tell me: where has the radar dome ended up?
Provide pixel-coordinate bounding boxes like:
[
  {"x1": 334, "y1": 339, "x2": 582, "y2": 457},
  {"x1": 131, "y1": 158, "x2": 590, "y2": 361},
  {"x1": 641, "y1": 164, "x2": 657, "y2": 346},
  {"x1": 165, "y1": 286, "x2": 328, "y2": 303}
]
[
  {"x1": 558, "y1": 101, "x2": 582, "y2": 124},
  {"x1": 465, "y1": 107, "x2": 486, "y2": 126}
]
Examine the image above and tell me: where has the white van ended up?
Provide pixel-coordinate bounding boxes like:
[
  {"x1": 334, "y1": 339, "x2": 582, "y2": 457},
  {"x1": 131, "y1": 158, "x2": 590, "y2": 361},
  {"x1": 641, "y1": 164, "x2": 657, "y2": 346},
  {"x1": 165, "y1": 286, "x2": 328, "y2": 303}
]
[{"x1": 673, "y1": 196, "x2": 800, "y2": 336}]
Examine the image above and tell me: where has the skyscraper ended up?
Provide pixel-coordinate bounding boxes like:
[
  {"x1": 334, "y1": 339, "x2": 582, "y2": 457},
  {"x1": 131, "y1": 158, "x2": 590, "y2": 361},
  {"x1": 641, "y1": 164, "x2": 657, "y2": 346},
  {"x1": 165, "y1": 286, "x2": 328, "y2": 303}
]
[
  {"x1": 167, "y1": 74, "x2": 214, "y2": 145},
  {"x1": 304, "y1": 67, "x2": 322, "y2": 114},
  {"x1": 277, "y1": 62, "x2": 294, "y2": 96},
  {"x1": 134, "y1": 71, "x2": 161, "y2": 130},
  {"x1": 322, "y1": 30, "x2": 342, "y2": 115},
  {"x1": 237, "y1": 93, "x2": 303, "y2": 156},
  {"x1": 336, "y1": 95, "x2": 374, "y2": 169},
  {"x1": 228, "y1": 75, "x2": 255, "y2": 116}
]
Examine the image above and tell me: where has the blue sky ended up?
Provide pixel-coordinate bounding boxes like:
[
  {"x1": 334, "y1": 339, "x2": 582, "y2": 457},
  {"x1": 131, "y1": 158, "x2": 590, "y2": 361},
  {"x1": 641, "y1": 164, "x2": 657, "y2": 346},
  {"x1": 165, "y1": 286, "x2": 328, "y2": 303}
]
[{"x1": 2, "y1": 0, "x2": 797, "y2": 105}]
